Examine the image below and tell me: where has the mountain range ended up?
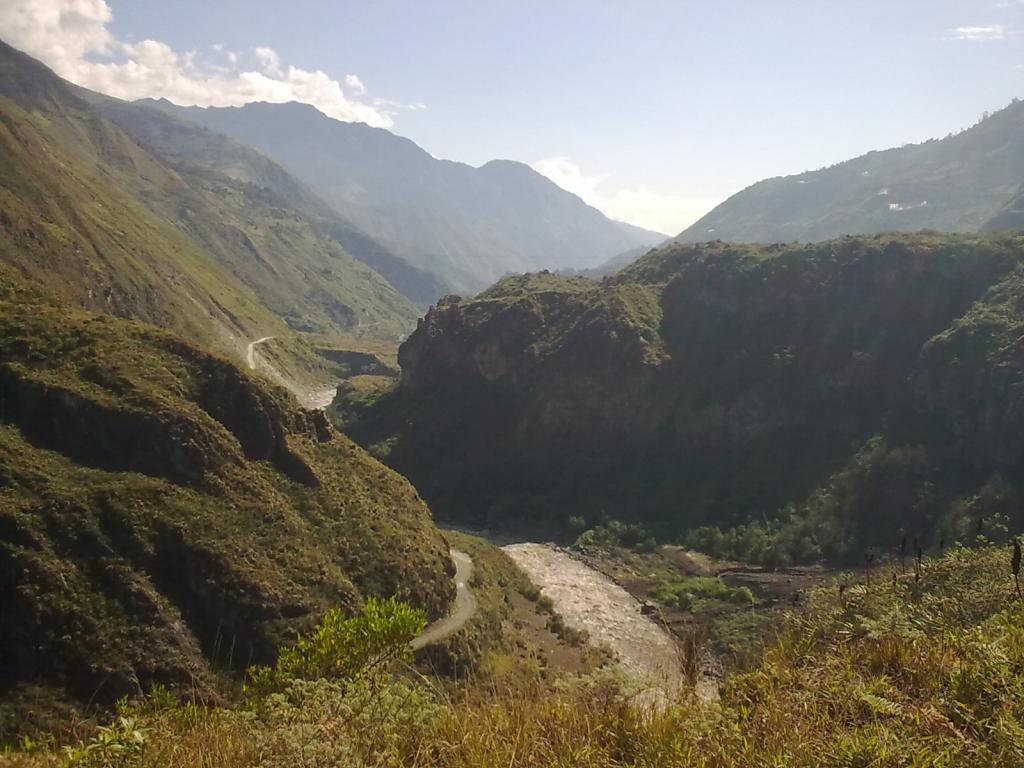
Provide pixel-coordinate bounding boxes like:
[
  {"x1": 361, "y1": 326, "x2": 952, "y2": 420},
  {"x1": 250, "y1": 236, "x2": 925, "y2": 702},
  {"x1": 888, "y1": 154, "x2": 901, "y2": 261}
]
[
  {"x1": 0, "y1": 39, "x2": 421, "y2": 388},
  {"x1": 145, "y1": 99, "x2": 665, "y2": 293},
  {"x1": 0, "y1": 40, "x2": 461, "y2": 728}
]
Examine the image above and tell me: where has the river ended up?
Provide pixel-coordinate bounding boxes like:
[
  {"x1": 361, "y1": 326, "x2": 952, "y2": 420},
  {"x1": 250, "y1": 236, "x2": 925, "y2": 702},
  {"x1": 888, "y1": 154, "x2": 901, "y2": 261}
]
[{"x1": 501, "y1": 542, "x2": 685, "y2": 702}]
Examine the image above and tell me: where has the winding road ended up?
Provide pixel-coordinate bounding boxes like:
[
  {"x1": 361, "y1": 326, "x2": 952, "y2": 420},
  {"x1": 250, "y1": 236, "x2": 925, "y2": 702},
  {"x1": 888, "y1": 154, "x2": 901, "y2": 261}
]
[
  {"x1": 412, "y1": 549, "x2": 476, "y2": 650},
  {"x1": 246, "y1": 336, "x2": 275, "y2": 370},
  {"x1": 245, "y1": 336, "x2": 336, "y2": 410},
  {"x1": 410, "y1": 540, "x2": 691, "y2": 701},
  {"x1": 244, "y1": 336, "x2": 478, "y2": 645}
]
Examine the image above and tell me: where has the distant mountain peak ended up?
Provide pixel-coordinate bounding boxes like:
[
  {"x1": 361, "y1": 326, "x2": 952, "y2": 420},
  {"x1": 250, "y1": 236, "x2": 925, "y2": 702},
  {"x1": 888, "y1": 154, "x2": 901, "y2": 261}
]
[
  {"x1": 675, "y1": 97, "x2": 1024, "y2": 244},
  {"x1": 147, "y1": 100, "x2": 664, "y2": 292}
]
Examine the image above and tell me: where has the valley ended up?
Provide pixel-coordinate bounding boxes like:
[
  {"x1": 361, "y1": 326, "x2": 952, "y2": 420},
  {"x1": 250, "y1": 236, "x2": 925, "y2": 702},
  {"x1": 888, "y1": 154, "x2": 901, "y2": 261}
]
[
  {"x1": 2, "y1": 9, "x2": 1024, "y2": 764},
  {"x1": 350, "y1": 233, "x2": 1024, "y2": 568}
]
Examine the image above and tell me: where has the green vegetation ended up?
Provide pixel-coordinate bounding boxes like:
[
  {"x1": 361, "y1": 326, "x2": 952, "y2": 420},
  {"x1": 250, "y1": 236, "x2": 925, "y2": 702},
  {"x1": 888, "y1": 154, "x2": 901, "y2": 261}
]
[
  {"x1": 87, "y1": 94, "x2": 419, "y2": 340},
  {"x1": 706, "y1": 610, "x2": 776, "y2": 658},
  {"x1": 81, "y1": 91, "x2": 448, "y2": 308},
  {"x1": 420, "y1": 531, "x2": 543, "y2": 676},
  {"x1": 354, "y1": 232, "x2": 1024, "y2": 564},
  {"x1": 0, "y1": 41, "x2": 418, "y2": 393},
  {"x1": 7, "y1": 541, "x2": 1024, "y2": 766},
  {"x1": 247, "y1": 597, "x2": 426, "y2": 697},
  {"x1": 0, "y1": 299, "x2": 453, "y2": 737},
  {"x1": 328, "y1": 375, "x2": 398, "y2": 427},
  {"x1": 676, "y1": 97, "x2": 1024, "y2": 244},
  {"x1": 574, "y1": 520, "x2": 657, "y2": 555},
  {"x1": 649, "y1": 577, "x2": 754, "y2": 611}
]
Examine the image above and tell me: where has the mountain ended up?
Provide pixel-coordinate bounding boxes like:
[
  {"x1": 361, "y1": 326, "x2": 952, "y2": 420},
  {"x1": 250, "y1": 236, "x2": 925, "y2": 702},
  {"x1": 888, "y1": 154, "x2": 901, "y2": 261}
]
[
  {"x1": 0, "y1": 43, "x2": 460, "y2": 730},
  {"x1": 581, "y1": 244, "x2": 656, "y2": 277},
  {"x1": 346, "y1": 232, "x2": 1024, "y2": 563},
  {"x1": 79, "y1": 91, "x2": 449, "y2": 307},
  {"x1": 0, "y1": 41, "x2": 274, "y2": 353},
  {"x1": 0, "y1": 295, "x2": 454, "y2": 732},
  {"x1": 676, "y1": 100, "x2": 1024, "y2": 244},
  {"x1": 984, "y1": 184, "x2": 1024, "y2": 232},
  {"x1": 145, "y1": 99, "x2": 666, "y2": 293},
  {"x1": 0, "y1": 41, "x2": 419, "y2": 381}
]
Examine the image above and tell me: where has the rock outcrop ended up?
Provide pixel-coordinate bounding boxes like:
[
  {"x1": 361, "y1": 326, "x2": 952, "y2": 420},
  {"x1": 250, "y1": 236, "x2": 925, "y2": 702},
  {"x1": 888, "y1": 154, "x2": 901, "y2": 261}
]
[
  {"x1": 0, "y1": 301, "x2": 454, "y2": 734},
  {"x1": 349, "y1": 233, "x2": 1024, "y2": 556}
]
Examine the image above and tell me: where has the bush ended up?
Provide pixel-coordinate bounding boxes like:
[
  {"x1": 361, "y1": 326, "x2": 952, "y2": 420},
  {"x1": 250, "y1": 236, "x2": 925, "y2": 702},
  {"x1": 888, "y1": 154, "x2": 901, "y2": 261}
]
[
  {"x1": 649, "y1": 577, "x2": 754, "y2": 611},
  {"x1": 247, "y1": 596, "x2": 426, "y2": 699},
  {"x1": 10, "y1": 543, "x2": 1024, "y2": 766},
  {"x1": 575, "y1": 520, "x2": 656, "y2": 554}
]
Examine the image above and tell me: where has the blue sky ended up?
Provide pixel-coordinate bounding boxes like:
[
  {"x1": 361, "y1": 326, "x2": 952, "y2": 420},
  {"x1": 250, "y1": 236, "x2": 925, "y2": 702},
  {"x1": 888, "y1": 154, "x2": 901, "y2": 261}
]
[{"x1": 3, "y1": 1, "x2": 1022, "y2": 233}]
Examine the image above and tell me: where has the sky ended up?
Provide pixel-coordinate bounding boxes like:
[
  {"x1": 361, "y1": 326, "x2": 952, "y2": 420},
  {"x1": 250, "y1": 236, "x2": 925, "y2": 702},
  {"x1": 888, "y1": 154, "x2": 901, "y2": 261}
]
[{"x1": 1, "y1": 1, "x2": 1022, "y2": 235}]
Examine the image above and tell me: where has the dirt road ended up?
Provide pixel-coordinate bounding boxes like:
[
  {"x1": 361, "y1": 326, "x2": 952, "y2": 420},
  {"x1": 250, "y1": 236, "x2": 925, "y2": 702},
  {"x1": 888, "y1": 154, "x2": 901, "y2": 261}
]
[
  {"x1": 412, "y1": 549, "x2": 476, "y2": 650},
  {"x1": 246, "y1": 336, "x2": 275, "y2": 369}
]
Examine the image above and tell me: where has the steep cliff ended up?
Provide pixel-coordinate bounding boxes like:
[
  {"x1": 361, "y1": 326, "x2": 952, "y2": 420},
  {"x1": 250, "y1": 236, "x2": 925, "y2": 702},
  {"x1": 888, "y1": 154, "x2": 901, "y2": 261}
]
[
  {"x1": 0, "y1": 299, "x2": 453, "y2": 735},
  {"x1": 348, "y1": 233, "x2": 1024, "y2": 561}
]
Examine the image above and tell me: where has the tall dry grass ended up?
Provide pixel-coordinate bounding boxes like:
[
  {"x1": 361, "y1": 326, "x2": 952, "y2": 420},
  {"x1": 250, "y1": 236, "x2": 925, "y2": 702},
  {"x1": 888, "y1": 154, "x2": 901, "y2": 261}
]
[{"x1": 5, "y1": 544, "x2": 1024, "y2": 768}]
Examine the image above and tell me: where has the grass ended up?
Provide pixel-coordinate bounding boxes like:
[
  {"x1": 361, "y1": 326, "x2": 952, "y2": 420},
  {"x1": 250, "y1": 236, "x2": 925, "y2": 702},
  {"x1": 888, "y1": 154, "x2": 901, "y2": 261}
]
[
  {"x1": 0, "y1": 300, "x2": 454, "y2": 738},
  {"x1": 414, "y1": 531, "x2": 546, "y2": 678},
  {"x1": 5, "y1": 542, "x2": 1023, "y2": 766},
  {"x1": 1, "y1": 42, "x2": 418, "y2": 394}
]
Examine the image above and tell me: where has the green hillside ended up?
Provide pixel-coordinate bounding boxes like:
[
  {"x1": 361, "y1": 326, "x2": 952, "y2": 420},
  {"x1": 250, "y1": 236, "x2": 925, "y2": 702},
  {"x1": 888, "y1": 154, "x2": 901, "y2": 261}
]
[
  {"x1": 676, "y1": 100, "x2": 1024, "y2": 244},
  {"x1": 147, "y1": 100, "x2": 665, "y2": 293},
  {"x1": 0, "y1": 297, "x2": 453, "y2": 736},
  {"x1": 10, "y1": 541, "x2": 1024, "y2": 766},
  {"x1": 0, "y1": 48, "x2": 276, "y2": 354},
  {"x1": 984, "y1": 184, "x2": 1024, "y2": 232},
  {"x1": 348, "y1": 232, "x2": 1024, "y2": 563},
  {"x1": 0, "y1": 42, "x2": 459, "y2": 735},
  {"x1": 0, "y1": 41, "x2": 419, "y2": 375},
  {"x1": 83, "y1": 94, "x2": 449, "y2": 308}
]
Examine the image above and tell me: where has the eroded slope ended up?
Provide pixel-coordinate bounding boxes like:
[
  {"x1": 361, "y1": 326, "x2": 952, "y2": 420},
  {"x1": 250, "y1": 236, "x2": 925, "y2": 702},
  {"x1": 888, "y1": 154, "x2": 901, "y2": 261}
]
[{"x1": 0, "y1": 300, "x2": 453, "y2": 734}]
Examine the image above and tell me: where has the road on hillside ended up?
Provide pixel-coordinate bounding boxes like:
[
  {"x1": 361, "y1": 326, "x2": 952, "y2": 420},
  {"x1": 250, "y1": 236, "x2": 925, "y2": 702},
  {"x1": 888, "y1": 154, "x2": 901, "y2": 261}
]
[
  {"x1": 245, "y1": 336, "x2": 337, "y2": 410},
  {"x1": 412, "y1": 549, "x2": 476, "y2": 650},
  {"x1": 246, "y1": 336, "x2": 275, "y2": 369}
]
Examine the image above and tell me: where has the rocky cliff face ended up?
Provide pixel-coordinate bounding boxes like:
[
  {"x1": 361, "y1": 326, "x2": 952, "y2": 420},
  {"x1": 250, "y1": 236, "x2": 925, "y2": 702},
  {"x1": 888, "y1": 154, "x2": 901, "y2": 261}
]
[
  {"x1": 350, "y1": 234, "x2": 1024, "y2": 556},
  {"x1": 0, "y1": 301, "x2": 453, "y2": 734}
]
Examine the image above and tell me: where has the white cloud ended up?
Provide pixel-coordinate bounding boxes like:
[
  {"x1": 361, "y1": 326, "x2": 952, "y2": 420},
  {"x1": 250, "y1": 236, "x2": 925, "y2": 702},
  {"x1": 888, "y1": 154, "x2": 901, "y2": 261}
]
[
  {"x1": 943, "y1": 25, "x2": 1007, "y2": 41},
  {"x1": 531, "y1": 156, "x2": 719, "y2": 235},
  {"x1": 0, "y1": 0, "x2": 406, "y2": 128},
  {"x1": 253, "y1": 46, "x2": 282, "y2": 78},
  {"x1": 344, "y1": 74, "x2": 366, "y2": 96}
]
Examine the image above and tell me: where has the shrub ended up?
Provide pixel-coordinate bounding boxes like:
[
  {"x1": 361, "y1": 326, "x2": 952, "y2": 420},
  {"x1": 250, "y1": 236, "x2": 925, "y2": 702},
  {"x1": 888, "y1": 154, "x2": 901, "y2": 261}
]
[
  {"x1": 59, "y1": 717, "x2": 146, "y2": 768},
  {"x1": 247, "y1": 596, "x2": 426, "y2": 698},
  {"x1": 649, "y1": 577, "x2": 755, "y2": 611},
  {"x1": 575, "y1": 519, "x2": 656, "y2": 554}
]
